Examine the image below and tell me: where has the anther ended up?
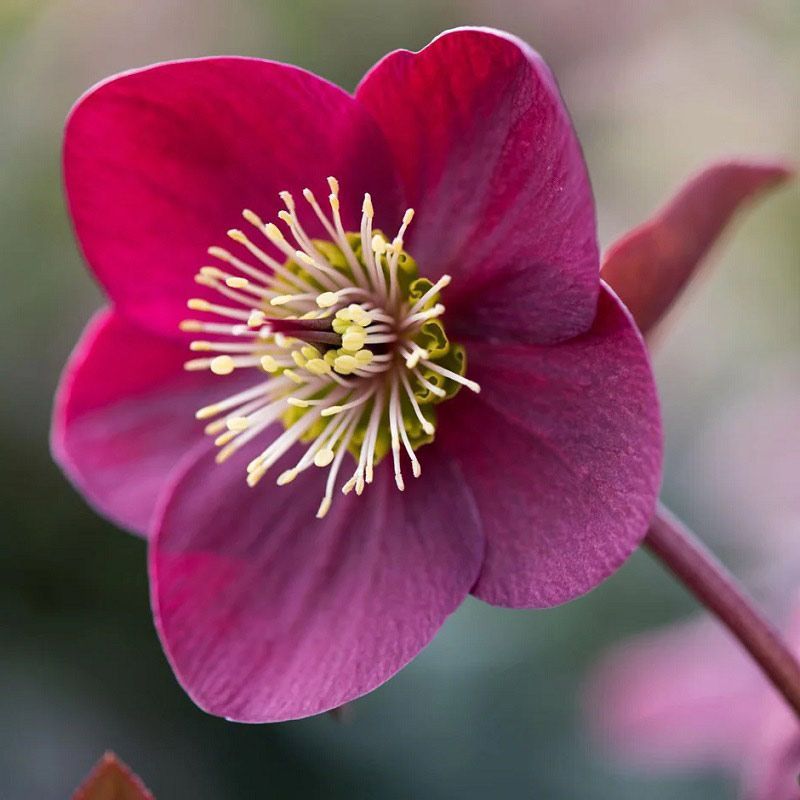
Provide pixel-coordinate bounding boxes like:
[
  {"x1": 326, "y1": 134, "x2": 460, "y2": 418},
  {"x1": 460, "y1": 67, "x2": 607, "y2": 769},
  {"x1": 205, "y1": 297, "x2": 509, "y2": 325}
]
[
  {"x1": 260, "y1": 355, "x2": 280, "y2": 372},
  {"x1": 316, "y1": 291, "x2": 339, "y2": 308},
  {"x1": 277, "y1": 469, "x2": 297, "y2": 486},
  {"x1": 226, "y1": 277, "x2": 249, "y2": 289},
  {"x1": 227, "y1": 417, "x2": 250, "y2": 432},
  {"x1": 314, "y1": 449, "x2": 335, "y2": 468},
  {"x1": 242, "y1": 209, "x2": 265, "y2": 228},
  {"x1": 210, "y1": 356, "x2": 235, "y2": 375},
  {"x1": 362, "y1": 194, "x2": 374, "y2": 218}
]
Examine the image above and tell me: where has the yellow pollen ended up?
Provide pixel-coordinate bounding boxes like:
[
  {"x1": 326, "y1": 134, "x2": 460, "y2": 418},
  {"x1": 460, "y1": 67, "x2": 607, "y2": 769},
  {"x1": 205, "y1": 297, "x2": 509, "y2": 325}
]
[
  {"x1": 333, "y1": 355, "x2": 357, "y2": 374},
  {"x1": 291, "y1": 351, "x2": 307, "y2": 368},
  {"x1": 200, "y1": 266, "x2": 225, "y2": 279},
  {"x1": 355, "y1": 349, "x2": 373, "y2": 365},
  {"x1": 283, "y1": 369, "x2": 304, "y2": 384},
  {"x1": 194, "y1": 275, "x2": 217, "y2": 288},
  {"x1": 260, "y1": 355, "x2": 280, "y2": 372},
  {"x1": 294, "y1": 251, "x2": 315, "y2": 267},
  {"x1": 316, "y1": 497, "x2": 332, "y2": 519},
  {"x1": 179, "y1": 320, "x2": 203, "y2": 331},
  {"x1": 341, "y1": 327, "x2": 367, "y2": 352},
  {"x1": 316, "y1": 291, "x2": 339, "y2": 308},
  {"x1": 305, "y1": 358, "x2": 332, "y2": 376},
  {"x1": 350, "y1": 308, "x2": 372, "y2": 327},
  {"x1": 248, "y1": 310, "x2": 266, "y2": 327},
  {"x1": 195, "y1": 404, "x2": 221, "y2": 420},
  {"x1": 214, "y1": 429, "x2": 238, "y2": 447},
  {"x1": 216, "y1": 445, "x2": 238, "y2": 464},
  {"x1": 335, "y1": 308, "x2": 353, "y2": 322},
  {"x1": 271, "y1": 295, "x2": 294, "y2": 306},
  {"x1": 327, "y1": 176, "x2": 340, "y2": 195},
  {"x1": 187, "y1": 299, "x2": 210, "y2": 311},
  {"x1": 226, "y1": 276, "x2": 249, "y2": 289},
  {"x1": 227, "y1": 417, "x2": 250, "y2": 432},
  {"x1": 320, "y1": 405, "x2": 343, "y2": 417},
  {"x1": 189, "y1": 341, "x2": 211, "y2": 351},
  {"x1": 242, "y1": 209, "x2": 264, "y2": 228},
  {"x1": 362, "y1": 193, "x2": 374, "y2": 218},
  {"x1": 314, "y1": 449, "x2": 335, "y2": 468},
  {"x1": 277, "y1": 469, "x2": 297, "y2": 486},
  {"x1": 405, "y1": 348, "x2": 429, "y2": 369},
  {"x1": 210, "y1": 356, "x2": 235, "y2": 375},
  {"x1": 227, "y1": 229, "x2": 247, "y2": 244},
  {"x1": 264, "y1": 223, "x2": 284, "y2": 243}
]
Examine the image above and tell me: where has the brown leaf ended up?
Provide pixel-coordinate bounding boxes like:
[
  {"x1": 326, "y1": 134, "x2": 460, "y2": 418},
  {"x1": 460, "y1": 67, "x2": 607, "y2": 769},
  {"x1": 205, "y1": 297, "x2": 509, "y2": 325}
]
[{"x1": 72, "y1": 752, "x2": 154, "y2": 800}]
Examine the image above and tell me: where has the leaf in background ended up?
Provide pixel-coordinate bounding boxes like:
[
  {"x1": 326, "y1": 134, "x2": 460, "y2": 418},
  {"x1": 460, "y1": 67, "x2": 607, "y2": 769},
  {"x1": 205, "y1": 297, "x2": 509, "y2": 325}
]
[
  {"x1": 601, "y1": 159, "x2": 793, "y2": 338},
  {"x1": 71, "y1": 752, "x2": 153, "y2": 800}
]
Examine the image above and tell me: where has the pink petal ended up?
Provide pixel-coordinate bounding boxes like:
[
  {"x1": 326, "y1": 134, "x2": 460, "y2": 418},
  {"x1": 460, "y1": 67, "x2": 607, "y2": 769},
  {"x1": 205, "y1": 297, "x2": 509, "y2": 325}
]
[
  {"x1": 742, "y1": 602, "x2": 800, "y2": 800},
  {"x1": 150, "y1": 440, "x2": 484, "y2": 722},
  {"x1": 439, "y1": 285, "x2": 661, "y2": 607},
  {"x1": 356, "y1": 27, "x2": 599, "y2": 344},
  {"x1": 584, "y1": 617, "x2": 764, "y2": 771},
  {"x1": 601, "y1": 158, "x2": 793, "y2": 337},
  {"x1": 52, "y1": 309, "x2": 224, "y2": 535},
  {"x1": 64, "y1": 57, "x2": 399, "y2": 338}
]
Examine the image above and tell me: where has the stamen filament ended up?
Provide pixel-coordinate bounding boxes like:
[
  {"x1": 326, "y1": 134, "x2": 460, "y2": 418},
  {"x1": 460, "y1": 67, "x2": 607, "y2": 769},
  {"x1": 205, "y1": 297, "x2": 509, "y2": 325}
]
[{"x1": 407, "y1": 274, "x2": 451, "y2": 317}]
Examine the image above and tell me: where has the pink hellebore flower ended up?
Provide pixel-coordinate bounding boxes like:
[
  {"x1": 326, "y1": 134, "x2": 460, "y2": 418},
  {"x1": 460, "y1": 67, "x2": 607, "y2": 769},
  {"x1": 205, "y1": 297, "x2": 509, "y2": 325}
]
[
  {"x1": 52, "y1": 28, "x2": 663, "y2": 721},
  {"x1": 585, "y1": 606, "x2": 800, "y2": 800}
]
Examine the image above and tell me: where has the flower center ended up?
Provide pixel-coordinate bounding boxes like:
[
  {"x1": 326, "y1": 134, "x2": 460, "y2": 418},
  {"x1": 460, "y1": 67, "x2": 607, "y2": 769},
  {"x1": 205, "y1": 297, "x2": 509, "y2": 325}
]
[{"x1": 181, "y1": 177, "x2": 479, "y2": 518}]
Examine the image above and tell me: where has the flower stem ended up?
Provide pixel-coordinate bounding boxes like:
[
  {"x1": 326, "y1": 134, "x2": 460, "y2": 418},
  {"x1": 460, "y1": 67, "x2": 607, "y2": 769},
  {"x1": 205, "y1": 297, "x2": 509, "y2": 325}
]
[{"x1": 644, "y1": 502, "x2": 800, "y2": 719}]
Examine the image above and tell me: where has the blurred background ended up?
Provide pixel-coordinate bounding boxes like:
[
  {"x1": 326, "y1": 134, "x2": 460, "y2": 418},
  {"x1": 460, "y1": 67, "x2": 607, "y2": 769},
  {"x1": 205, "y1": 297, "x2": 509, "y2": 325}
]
[{"x1": 1, "y1": 1, "x2": 798, "y2": 797}]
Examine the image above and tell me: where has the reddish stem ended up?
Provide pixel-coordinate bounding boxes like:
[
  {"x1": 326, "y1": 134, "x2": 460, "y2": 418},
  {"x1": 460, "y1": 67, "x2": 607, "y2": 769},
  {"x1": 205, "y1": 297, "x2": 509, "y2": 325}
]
[{"x1": 645, "y1": 502, "x2": 800, "y2": 719}]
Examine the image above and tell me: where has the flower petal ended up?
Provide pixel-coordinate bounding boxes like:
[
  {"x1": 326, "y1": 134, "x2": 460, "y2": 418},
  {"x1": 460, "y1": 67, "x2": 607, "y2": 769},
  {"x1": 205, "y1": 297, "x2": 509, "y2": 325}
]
[
  {"x1": 584, "y1": 617, "x2": 762, "y2": 770},
  {"x1": 439, "y1": 285, "x2": 662, "y2": 607},
  {"x1": 738, "y1": 601, "x2": 800, "y2": 800},
  {"x1": 64, "y1": 57, "x2": 399, "y2": 338},
  {"x1": 51, "y1": 309, "x2": 224, "y2": 535},
  {"x1": 356, "y1": 27, "x2": 599, "y2": 344},
  {"x1": 150, "y1": 440, "x2": 484, "y2": 722},
  {"x1": 602, "y1": 158, "x2": 793, "y2": 337}
]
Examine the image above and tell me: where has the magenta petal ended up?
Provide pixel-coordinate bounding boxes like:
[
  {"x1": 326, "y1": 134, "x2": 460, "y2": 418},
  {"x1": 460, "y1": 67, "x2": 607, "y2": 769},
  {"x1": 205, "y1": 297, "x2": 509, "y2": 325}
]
[
  {"x1": 150, "y1": 442, "x2": 484, "y2": 722},
  {"x1": 51, "y1": 309, "x2": 222, "y2": 535},
  {"x1": 439, "y1": 285, "x2": 661, "y2": 607},
  {"x1": 356, "y1": 27, "x2": 599, "y2": 344},
  {"x1": 584, "y1": 617, "x2": 761, "y2": 770},
  {"x1": 64, "y1": 57, "x2": 399, "y2": 338},
  {"x1": 602, "y1": 158, "x2": 793, "y2": 337}
]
